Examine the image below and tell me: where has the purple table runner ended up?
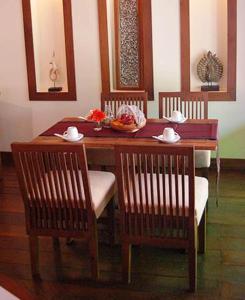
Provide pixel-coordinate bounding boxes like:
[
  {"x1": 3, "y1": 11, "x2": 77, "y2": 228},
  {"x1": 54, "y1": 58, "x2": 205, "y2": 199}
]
[{"x1": 40, "y1": 120, "x2": 218, "y2": 140}]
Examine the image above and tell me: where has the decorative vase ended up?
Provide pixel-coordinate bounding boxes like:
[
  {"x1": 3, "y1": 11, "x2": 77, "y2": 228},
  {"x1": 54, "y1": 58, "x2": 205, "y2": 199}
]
[
  {"x1": 102, "y1": 117, "x2": 111, "y2": 128},
  {"x1": 94, "y1": 121, "x2": 102, "y2": 131}
]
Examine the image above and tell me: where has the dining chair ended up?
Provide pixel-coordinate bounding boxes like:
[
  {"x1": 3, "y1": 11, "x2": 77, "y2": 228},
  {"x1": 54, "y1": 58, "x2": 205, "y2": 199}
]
[
  {"x1": 11, "y1": 143, "x2": 116, "y2": 280},
  {"x1": 115, "y1": 144, "x2": 208, "y2": 292},
  {"x1": 159, "y1": 92, "x2": 208, "y2": 120},
  {"x1": 159, "y1": 92, "x2": 210, "y2": 177},
  {"x1": 101, "y1": 91, "x2": 148, "y2": 118}
]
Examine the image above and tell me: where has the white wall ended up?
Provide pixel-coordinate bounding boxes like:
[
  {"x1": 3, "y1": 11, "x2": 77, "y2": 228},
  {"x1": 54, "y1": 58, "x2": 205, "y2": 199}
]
[
  {"x1": 0, "y1": 0, "x2": 245, "y2": 158},
  {"x1": 0, "y1": 0, "x2": 101, "y2": 151},
  {"x1": 151, "y1": 0, "x2": 181, "y2": 117},
  {"x1": 150, "y1": 0, "x2": 245, "y2": 159}
]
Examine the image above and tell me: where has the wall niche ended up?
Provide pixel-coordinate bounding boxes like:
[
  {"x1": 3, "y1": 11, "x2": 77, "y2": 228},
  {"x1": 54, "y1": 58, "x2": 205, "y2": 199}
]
[
  {"x1": 22, "y1": 0, "x2": 76, "y2": 101},
  {"x1": 180, "y1": 0, "x2": 237, "y2": 101},
  {"x1": 98, "y1": 0, "x2": 154, "y2": 100}
]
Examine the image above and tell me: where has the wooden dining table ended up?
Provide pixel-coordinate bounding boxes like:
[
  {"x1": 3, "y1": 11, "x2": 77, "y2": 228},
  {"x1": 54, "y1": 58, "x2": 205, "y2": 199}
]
[
  {"x1": 32, "y1": 117, "x2": 219, "y2": 168},
  {"x1": 33, "y1": 117, "x2": 218, "y2": 149}
]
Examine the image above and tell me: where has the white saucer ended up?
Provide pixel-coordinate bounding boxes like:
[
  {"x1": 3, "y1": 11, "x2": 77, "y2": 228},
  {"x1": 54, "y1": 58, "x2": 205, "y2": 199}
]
[
  {"x1": 54, "y1": 133, "x2": 84, "y2": 142},
  {"x1": 163, "y1": 116, "x2": 187, "y2": 124},
  {"x1": 152, "y1": 133, "x2": 181, "y2": 144}
]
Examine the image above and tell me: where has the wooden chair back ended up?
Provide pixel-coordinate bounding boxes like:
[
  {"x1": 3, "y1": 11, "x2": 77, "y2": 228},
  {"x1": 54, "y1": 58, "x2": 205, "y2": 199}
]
[
  {"x1": 101, "y1": 91, "x2": 148, "y2": 117},
  {"x1": 115, "y1": 144, "x2": 195, "y2": 245},
  {"x1": 159, "y1": 92, "x2": 208, "y2": 119},
  {"x1": 11, "y1": 143, "x2": 94, "y2": 237}
]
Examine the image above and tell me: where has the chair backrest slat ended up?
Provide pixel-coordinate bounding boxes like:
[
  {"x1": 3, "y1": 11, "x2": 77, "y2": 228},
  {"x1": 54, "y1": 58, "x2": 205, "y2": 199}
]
[
  {"x1": 174, "y1": 154, "x2": 180, "y2": 237},
  {"x1": 159, "y1": 92, "x2": 208, "y2": 119},
  {"x1": 115, "y1": 145, "x2": 195, "y2": 241},
  {"x1": 168, "y1": 155, "x2": 174, "y2": 236},
  {"x1": 101, "y1": 92, "x2": 148, "y2": 117},
  {"x1": 161, "y1": 155, "x2": 167, "y2": 236}
]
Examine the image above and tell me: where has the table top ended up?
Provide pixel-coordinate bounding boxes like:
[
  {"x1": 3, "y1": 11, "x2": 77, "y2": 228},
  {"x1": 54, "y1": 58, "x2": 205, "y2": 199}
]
[{"x1": 33, "y1": 117, "x2": 218, "y2": 151}]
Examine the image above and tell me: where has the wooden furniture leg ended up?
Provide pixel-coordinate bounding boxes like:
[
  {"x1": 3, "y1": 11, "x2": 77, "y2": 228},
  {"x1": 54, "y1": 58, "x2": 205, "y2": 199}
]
[
  {"x1": 189, "y1": 225, "x2": 197, "y2": 292},
  {"x1": 0, "y1": 153, "x2": 3, "y2": 181},
  {"x1": 122, "y1": 242, "x2": 132, "y2": 284},
  {"x1": 66, "y1": 238, "x2": 74, "y2": 245},
  {"x1": 198, "y1": 208, "x2": 206, "y2": 254},
  {"x1": 107, "y1": 198, "x2": 115, "y2": 245},
  {"x1": 89, "y1": 224, "x2": 99, "y2": 280},
  {"x1": 29, "y1": 235, "x2": 39, "y2": 278},
  {"x1": 201, "y1": 167, "x2": 209, "y2": 179}
]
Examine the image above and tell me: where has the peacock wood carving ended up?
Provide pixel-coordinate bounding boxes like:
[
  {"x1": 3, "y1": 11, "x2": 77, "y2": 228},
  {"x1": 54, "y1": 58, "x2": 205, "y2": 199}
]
[{"x1": 197, "y1": 51, "x2": 223, "y2": 91}]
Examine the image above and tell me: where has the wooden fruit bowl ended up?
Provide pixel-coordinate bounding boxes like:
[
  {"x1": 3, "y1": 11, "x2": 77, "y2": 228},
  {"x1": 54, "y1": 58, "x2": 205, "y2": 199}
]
[{"x1": 110, "y1": 118, "x2": 146, "y2": 132}]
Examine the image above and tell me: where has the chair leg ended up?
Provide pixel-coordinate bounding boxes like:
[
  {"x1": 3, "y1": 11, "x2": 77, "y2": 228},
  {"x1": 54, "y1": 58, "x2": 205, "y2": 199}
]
[
  {"x1": 188, "y1": 246, "x2": 197, "y2": 292},
  {"x1": 201, "y1": 167, "x2": 209, "y2": 180},
  {"x1": 107, "y1": 198, "x2": 115, "y2": 245},
  {"x1": 198, "y1": 208, "x2": 206, "y2": 254},
  {"x1": 0, "y1": 154, "x2": 3, "y2": 181},
  {"x1": 122, "y1": 242, "x2": 132, "y2": 284},
  {"x1": 188, "y1": 225, "x2": 197, "y2": 292},
  {"x1": 89, "y1": 224, "x2": 99, "y2": 280},
  {"x1": 201, "y1": 168, "x2": 209, "y2": 212},
  {"x1": 66, "y1": 237, "x2": 74, "y2": 245},
  {"x1": 29, "y1": 235, "x2": 39, "y2": 278},
  {"x1": 52, "y1": 237, "x2": 60, "y2": 246},
  {"x1": 52, "y1": 237, "x2": 64, "y2": 280}
]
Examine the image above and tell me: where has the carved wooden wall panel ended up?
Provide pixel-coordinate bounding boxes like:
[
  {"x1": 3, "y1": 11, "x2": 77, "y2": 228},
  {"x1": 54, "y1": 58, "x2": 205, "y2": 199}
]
[{"x1": 115, "y1": 0, "x2": 140, "y2": 88}]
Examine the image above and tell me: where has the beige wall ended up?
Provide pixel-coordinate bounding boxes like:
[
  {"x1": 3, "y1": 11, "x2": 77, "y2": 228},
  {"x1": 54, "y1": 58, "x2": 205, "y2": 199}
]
[{"x1": 0, "y1": 0, "x2": 245, "y2": 158}]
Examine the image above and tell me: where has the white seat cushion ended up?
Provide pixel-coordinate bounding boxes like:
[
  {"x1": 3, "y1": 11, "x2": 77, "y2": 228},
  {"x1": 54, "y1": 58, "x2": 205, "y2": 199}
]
[
  {"x1": 124, "y1": 174, "x2": 208, "y2": 225},
  {"x1": 194, "y1": 176, "x2": 209, "y2": 224},
  {"x1": 40, "y1": 170, "x2": 116, "y2": 219},
  {"x1": 88, "y1": 170, "x2": 116, "y2": 218},
  {"x1": 195, "y1": 150, "x2": 211, "y2": 168}
]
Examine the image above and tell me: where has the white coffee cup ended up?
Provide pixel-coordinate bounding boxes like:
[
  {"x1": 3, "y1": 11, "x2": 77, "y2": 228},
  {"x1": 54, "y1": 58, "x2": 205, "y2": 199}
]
[
  {"x1": 163, "y1": 127, "x2": 177, "y2": 141},
  {"x1": 64, "y1": 126, "x2": 79, "y2": 139},
  {"x1": 171, "y1": 110, "x2": 182, "y2": 122}
]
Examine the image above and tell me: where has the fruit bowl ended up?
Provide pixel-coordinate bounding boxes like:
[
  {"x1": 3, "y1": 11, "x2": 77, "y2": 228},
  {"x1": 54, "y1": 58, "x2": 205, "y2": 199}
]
[
  {"x1": 110, "y1": 105, "x2": 146, "y2": 132},
  {"x1": 110, "y1": 117, "x2": 146, "y2": 132}
]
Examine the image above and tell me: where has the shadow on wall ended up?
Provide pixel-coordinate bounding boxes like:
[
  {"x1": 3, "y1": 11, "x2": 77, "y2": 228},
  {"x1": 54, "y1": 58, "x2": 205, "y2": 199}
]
[
  {"x1": 0, "y1": 101, "x2": 33, "y2": 151},
  {"x1": 220, "y1": 126, "x2": 245, "y2": 159}
]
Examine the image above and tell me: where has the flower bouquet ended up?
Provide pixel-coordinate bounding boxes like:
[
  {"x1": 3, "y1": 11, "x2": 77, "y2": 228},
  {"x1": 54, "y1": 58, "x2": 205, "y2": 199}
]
[{"x1": 87, "y1": 109, "x2": 106, "y2": 131}]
